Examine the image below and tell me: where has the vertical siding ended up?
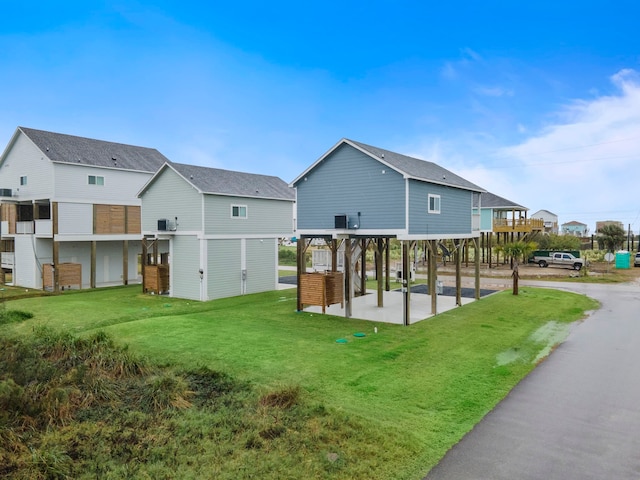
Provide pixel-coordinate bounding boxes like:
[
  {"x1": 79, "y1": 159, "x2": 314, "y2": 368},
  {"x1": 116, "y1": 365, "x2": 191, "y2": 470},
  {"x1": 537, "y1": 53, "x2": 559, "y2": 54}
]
[
  {"x1": 408, "y1": 181, "x2": 472, "y2": 235},
  {"x1": 171, "y1": 235, "x2": 201, "y2": 300},
  {"x1": 207, "y1": 239, "x2": 241, "y2": 300},
  {"x1": 13, "y1": 236, "x2": 42, "y2": 288},
  {"x1": 295, "y1": 143, "x2": 406, "y2": 230},
  {"x1": 203, "y1": 195, "x2": 293, "y2": 236},
  {"x1": 140, "y1": 168, "x2": 202, "y2": 232},
  {"x1": 0, "y1": 133, "x2": 54, "y2": 200},
  {"x1": 245, "y1": 238, "x2": 277, "y2": 294},
  {"x1": 54, "y1": 163, "x2": 151, "y2": 204}
]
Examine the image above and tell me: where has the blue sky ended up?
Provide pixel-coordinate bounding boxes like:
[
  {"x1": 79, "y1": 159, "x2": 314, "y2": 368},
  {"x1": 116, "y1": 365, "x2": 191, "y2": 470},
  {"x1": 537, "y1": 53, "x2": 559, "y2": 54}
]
[{"x1": 2, "y1": 1, "x2": 639, "y2": 234}]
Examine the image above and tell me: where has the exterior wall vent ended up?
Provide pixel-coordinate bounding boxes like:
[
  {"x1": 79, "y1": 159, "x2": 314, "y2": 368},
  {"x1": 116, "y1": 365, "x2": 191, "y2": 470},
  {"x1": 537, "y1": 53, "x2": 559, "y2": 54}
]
[{"x1": 334, "y1": 214, "x2": 348, "y2": 229}]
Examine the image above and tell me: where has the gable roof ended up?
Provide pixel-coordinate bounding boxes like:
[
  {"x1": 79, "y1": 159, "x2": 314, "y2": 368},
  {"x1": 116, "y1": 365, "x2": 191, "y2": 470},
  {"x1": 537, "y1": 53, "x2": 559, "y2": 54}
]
[
  {"x1": 13, "y1": 127, "x2": 170, "y2": 173},
  {"x1": 473, "y1": 191, "x2": 526, "y2": 210},
  {"x1": 291, "y1": 138, "x2": 485, "y2": 192},
  {"x1": 140, "y1": 162, "x2": 295, "y2": 201},
  {"x1": 562, "y1": 220, "x2": 587, "y2": 227},
  {"x1": 531, "y1": 209, "x2": 558, "y2": 218}
]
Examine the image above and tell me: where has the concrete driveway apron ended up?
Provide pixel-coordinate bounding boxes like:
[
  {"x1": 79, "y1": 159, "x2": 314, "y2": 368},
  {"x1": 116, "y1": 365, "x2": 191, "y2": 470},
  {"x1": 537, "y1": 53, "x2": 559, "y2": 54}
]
[{"x1": 425, "y1": 280, "x2": 640, "y2": 480}]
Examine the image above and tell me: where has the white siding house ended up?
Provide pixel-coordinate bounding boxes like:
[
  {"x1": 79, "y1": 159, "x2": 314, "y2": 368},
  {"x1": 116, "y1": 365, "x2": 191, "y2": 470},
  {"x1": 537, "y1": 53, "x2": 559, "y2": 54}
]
[
  {"x1": 0, "y1": 127, "x2": 169, "y2": 290},
  {"x1": 138, "y1": 162, "x2": 295, "y2": 301}
]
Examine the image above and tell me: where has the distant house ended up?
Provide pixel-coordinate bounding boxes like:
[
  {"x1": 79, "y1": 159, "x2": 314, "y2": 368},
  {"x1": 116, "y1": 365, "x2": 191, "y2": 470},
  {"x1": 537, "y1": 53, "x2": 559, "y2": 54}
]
[
  {"x1": 0, "y1": 127, "x2": 169, "y2": 290},
  {"x1": 595, "y1": 220, "x2": 623, "y2": 233},
  {"x1": 474, "y1": 191, "x2": 543, "y2": 236},
  {"x1": 138, "y1": 162, "x2": 295, "y2": 301},
  {"x1": 531, "y1": 209, "x2": 559, "y2": 234},
  {"x1": 561, "y1": 221, "x2": 588, "y2": 237},
  {"x1": 472, "y1": 191, "x2": 543, "y2": 266}
]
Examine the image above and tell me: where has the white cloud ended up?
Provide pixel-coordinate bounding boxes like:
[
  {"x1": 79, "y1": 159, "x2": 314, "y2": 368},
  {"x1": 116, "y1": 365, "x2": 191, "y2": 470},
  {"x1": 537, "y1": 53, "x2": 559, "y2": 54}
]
[
  {"x1": 493, "y1": 69, "x2": 640, "y2": 231},
  {"x1": 408, "y1": 69, "x2": 640, "y2": 232},
  {"x1": 440, "y1": 62, "x2": 457, "y2": 80}
]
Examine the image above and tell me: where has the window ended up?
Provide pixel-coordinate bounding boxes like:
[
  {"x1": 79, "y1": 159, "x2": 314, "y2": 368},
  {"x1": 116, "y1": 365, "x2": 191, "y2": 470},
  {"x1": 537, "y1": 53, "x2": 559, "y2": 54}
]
[
  {"x1": 19, "y1": 176, "x2": 27, "y2": 186},
  {"x1": 88, "y1": 175, "x2": 104, "y2": 185},
  {"x1": 428, "y1": 194, "x2": 441, "y2": 214},
  {"x1": 231, "y1": 205, "x2": 247, "y2": 218}
]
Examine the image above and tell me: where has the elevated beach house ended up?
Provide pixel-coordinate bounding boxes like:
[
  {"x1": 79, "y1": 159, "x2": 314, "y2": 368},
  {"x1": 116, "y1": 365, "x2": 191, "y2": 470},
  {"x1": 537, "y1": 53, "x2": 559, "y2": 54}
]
[
  {"x1": 290, "y1": 138, "x2": 485, "y2": 324},
  {"x1": 138, "y1": 162, "x2": 295, "y2": 301},
  {"x1": 0, "y1": 127, "x2": 169, "y2": 290}
]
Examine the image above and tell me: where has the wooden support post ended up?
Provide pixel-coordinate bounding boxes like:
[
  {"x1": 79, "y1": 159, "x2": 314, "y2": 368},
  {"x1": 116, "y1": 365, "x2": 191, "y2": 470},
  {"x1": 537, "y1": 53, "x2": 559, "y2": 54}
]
[
  {"x1": 122, "y1": 240, "x2": 129, "y2": 286},
  {"x1": 331, "y1": 239, "x2": 338, "y2": 272},
  {"x1": 429, "y1": 240, "x2": 438, "y2": 315},
  {"x1": 296, "y1": 238, "x2": 310, "y2": 311},
  {"x1": 474, "y1": 237, "x2": 481, "y2": 300},
  {"x1": 455, "y1": 239, "x2": 462, "y2": 307},
  {"x1": 402, "y1": 241, "x2": 410, "y2": 325},
  {"x1": 385, "y1": 239, "x2": 390, "y2": 291},
  {"x1": 376, "y1": 238, "x2": 383, "y2": 307},
  {"x1": 344, "y1": 239, "x2": 352, "y2": 318},
  {"x1": 360, "y1": 238, "x2": 367, "y2": 296},
  {"x1": 488, "y1": 232, "x2": 493, "y2": 268}
]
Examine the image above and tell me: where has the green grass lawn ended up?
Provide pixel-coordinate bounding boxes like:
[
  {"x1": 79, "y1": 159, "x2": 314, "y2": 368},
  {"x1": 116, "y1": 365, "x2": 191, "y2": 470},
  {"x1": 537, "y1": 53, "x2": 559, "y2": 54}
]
[{"x1": 1, "y1": 285, "x2": 598, "y2": 479}]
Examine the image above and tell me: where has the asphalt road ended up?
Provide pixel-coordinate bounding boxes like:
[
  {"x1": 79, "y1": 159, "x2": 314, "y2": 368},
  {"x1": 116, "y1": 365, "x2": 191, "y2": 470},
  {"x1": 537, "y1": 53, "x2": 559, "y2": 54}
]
[{"x1": 425, "y1": 279, "x2": 640, "y2": 480}]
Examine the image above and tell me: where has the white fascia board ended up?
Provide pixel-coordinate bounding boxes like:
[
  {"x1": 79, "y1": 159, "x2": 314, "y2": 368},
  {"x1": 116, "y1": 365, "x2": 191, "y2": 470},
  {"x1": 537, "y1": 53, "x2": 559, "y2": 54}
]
[
  {"x1": 54, "y1": 234, "x2": 144, "y2": 242},
  {"x1": 397, "y1": 232, "x2": 480, "y2": 241}
]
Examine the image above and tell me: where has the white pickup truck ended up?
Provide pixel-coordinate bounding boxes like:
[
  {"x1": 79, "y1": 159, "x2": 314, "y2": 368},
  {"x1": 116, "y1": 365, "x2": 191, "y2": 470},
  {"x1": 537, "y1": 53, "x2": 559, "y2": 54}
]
[{"x1": 532, "y1": 252, "x2": 586, "y2": 270}]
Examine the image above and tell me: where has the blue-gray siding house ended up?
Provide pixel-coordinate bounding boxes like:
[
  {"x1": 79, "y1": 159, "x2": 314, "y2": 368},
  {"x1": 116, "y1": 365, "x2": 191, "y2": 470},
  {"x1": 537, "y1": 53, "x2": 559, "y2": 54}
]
[
  {"x1": 291, "y1": 139, "x2": 484, "y2": 240},
  {"x1": 291, "y1": 139, "x2": 486, "y2": 324}
]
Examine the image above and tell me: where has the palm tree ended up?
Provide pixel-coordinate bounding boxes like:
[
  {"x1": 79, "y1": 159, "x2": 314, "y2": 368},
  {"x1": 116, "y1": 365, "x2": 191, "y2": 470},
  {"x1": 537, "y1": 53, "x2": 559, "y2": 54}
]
[
  {"x1": 598, "y1": 224, "x2": 626, "y2": 252},
  {"x1": 502, "y1": 240, "x2": 537, "y2": 295}
]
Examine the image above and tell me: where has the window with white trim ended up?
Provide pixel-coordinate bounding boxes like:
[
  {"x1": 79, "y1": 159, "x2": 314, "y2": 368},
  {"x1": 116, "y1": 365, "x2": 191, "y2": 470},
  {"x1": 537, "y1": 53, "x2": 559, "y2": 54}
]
[
  {"x1": 428, "y1": 194, "x2": 441, "y2": 214},
  {"x1": 88, "y1": 175, "x2": 104, "y2": 186},
  {"x1": 231, "y1": 205, "x2": 247, "y2": 218},
  {"x1": 20, "y1": 176, "x2": 27, "y2": 185}
]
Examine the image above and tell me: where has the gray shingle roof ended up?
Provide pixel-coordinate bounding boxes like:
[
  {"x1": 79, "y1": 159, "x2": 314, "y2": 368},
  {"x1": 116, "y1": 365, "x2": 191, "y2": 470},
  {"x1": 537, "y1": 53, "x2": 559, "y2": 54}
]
[
  {"x1": 348, "y1": 139, "x2": 485, "y2": 192},
  {"x1": 473, "y1": 191, "x2": 526, "y2": 209},
  {"x1": 19, "y1": 127, "x2": 170, "y2": 173},
  {"x1": 170, "y1": 162, "x2": 295, "y2": 200}
]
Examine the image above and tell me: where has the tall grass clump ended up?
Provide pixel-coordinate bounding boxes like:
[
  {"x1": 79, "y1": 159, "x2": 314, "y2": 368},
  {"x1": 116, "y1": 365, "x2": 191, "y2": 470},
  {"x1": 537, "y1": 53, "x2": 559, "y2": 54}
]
[{"x1": 0, "y1": 326, "x2": 396, "y2": 479}]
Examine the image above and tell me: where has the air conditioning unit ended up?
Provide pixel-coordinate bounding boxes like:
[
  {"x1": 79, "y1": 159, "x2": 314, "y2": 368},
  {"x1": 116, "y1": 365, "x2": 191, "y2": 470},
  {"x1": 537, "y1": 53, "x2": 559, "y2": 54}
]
[
  {"x1": 0, "y1": 188, "x2": 12, "y2": 197},
  {"x1": 335, "y1": 214, "x2": 348, "y2": 229},
  {"x1": 157, "y1": 219, "x2": 169, "y2": 231}
]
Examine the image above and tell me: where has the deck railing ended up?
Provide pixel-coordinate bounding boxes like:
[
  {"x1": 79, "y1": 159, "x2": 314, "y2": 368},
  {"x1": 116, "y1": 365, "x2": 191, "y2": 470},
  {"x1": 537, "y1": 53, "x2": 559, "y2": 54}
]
[{"x1": 493, "y1": 218, "x2": 544, "y2": 232}]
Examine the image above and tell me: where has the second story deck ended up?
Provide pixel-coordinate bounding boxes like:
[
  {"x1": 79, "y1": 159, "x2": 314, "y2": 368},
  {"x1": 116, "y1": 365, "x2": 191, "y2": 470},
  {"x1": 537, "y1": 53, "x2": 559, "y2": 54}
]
[{"x1": 493, "y1": 218, "x2": 544, "y2": 233}]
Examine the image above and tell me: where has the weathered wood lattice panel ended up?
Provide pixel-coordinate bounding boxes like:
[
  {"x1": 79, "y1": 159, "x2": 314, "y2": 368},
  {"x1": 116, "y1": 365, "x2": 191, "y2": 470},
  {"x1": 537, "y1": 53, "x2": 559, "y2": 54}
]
[
  {"x1": 94, "y1": 205, "x2": 126, "y2": 234},
  {"x1": 93, "y1": 204, "x2": 141, "y2": 234},
  {"x1": 43, "y1": 263, "x2": 82, "y2": 290},
  {"x1": 2, "y1": 203, "x2": 17, "y2": 234},
  {"x1": 126, "y1": 205, "x2": 141, "y2": 234},
  {"x1": 143, "y1": 265, "x2": 169, "y2": 294},
  {"x1": 299, "y1": 272, "x2": 344, "y2": 313}
]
